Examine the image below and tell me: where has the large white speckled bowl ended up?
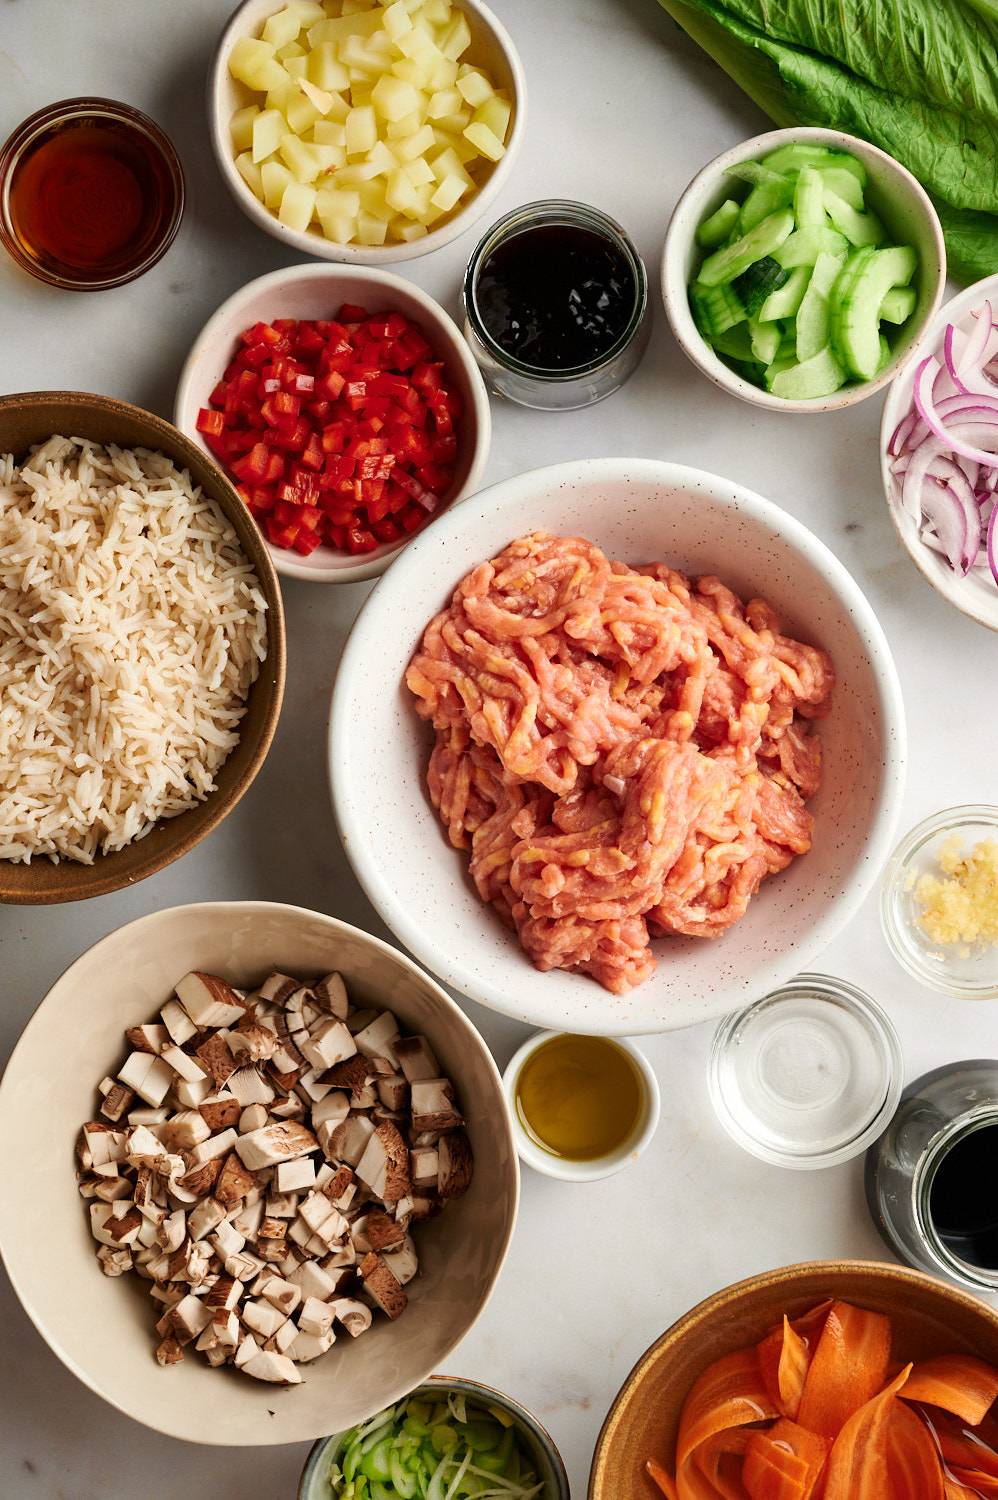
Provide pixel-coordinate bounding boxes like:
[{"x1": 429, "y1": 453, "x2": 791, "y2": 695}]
[
  {"x1": 329, "y1": 460, "x2": 906, "y2": 1035},
  {"x1": 0, "y1": 902, "x2": 518, "y2": 1445}
]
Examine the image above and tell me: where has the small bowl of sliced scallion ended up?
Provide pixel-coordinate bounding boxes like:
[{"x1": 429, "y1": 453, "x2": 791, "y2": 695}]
[
  {"x1": 298, "y1": 1379, "x2": 570, "y2": 1500},
  {"x1": 662, "y1": 126, "x2": 945, "y2": 411}
]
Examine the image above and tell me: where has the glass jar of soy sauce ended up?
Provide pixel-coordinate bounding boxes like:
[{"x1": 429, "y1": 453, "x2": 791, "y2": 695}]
[
  {"x1": 866, "y1": 1060, "x2": 998, "y2": 1291},
  {"x1": 462, "y1": 200, "x2": 649, "y2": 410}
]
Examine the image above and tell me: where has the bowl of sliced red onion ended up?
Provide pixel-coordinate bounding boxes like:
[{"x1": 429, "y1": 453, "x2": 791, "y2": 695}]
[{"x1": 882, "y1": 276, "x2": 998, "y2": 631}]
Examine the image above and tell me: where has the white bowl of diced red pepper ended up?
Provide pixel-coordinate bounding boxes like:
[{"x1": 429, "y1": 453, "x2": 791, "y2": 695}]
[{"x1": 174, "y1": 262, "x2": 491, "y2": 582}]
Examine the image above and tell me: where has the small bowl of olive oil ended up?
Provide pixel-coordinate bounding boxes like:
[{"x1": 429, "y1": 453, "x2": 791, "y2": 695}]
[{"x1": 503, "y1": 1031, "x2": 661, "y2": 1181}]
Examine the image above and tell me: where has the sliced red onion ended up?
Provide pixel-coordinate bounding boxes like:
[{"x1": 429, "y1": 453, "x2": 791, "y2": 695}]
[
  {"x1": 888, "y1": 410, "x2": 917, "y2": 456},
  {"x1": 990, "y1": 500, "x2": 998, "y2": 588},
  {"x1": 913, "y1": 359, "x2": 998, "y2": 465},
  {"x1": 920, "y1": 476, "x2": 978, "y2": 574}
]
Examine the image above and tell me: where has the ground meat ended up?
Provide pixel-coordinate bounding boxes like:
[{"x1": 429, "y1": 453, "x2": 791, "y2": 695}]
[{"x1": 406, "y1": 531, "x2": 835, "y2": 995}]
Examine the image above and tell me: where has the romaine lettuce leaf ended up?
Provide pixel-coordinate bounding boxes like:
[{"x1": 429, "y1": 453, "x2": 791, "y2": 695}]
[{"x1": 655, "y1": 0, "x2": 998, "y2": 283}]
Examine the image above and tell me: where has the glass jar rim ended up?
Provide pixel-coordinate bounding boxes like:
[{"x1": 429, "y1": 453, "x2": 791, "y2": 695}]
[
  {"x1": 462, "y1": 198, "x2": 648, "y2": 381},
  {"x1": 0, "y1": 96, "x2": 185, "y2": 291},
  {"x1": 914, "y1": 1105, "x2": 998, "y2": 1290}
]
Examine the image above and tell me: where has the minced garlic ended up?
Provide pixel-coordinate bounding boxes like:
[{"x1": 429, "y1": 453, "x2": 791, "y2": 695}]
[{"x1": 915, "y1": 836, "x2": 998, "y2": 950}]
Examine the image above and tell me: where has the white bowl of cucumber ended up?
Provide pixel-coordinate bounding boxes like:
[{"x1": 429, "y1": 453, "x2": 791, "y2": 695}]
[{"x1": 662, "y1": 127, "x2": 945, "y2": 412}]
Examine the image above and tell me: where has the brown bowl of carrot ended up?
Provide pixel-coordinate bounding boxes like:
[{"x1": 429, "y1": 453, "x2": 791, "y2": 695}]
[{"x1": 589, "y1": 1259, "x2": 998, "y2": 1500}]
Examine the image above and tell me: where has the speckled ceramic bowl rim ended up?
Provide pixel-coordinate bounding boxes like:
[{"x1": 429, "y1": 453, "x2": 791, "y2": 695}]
[
  {"x1": 328, "y1": 457, "x2": 907, "y2": 1035},
  {"x1": 208, "y1": 0, "x2": 527, "y2": 266},
  {"x1": 298, "y1": 1375, "x2": 571, "y2": 1500},
  {"x1": 662, "y1": 126, "x2": 947, "y2": 414},
  {"x1": 588, "y1": 1258, "x2": 998, "y2": 1498},
  {"x1": 502, "y1": 1032, "x2": 662, "y2": 1181},
  {"x1": 173, "y1": 262, "x2": 493, "y2": 583},
  {"x1": 879, "y1": 273, "x2": 998, "y2": 633}
]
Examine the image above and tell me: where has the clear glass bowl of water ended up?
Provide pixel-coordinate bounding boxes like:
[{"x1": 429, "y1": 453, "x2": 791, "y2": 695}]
[
  {"x1": 881, "y1": 805, "x2": 998, "y2": 999},
  {"x1": 708, "y1": 974, "x2": 903, "y2": 1170}
]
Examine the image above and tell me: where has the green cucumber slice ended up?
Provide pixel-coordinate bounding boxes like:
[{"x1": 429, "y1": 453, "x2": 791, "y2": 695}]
[
  {"x1": 834, "y1": 244, "x2": 918, "y2": 379},
  {"x1": 878, "y1": 333, "x2": 893, "y2": 371},
  {"x1": 776, "y1": 225, "x2": 849, "y2": 268},
  {"x1": 690, "y1": 280, "x2": 746, "y2": 338},
  {"x1": 762, "y1": 144, "x2": 867, "y2": 184},
  {"x1": 738, "y1": 176, "x2": 794, "y2": 232},
  {"x1": 732, "y1": 254, "x2": 789, "y2": 315},
  {"x1": 697, "y1": 209, "x2": 795, "y2": 287},
  {"x1": 815, "y1": 164, "x2": 865, "y2": 210},
  {"x1": 749, "y1": 317, "x2": 782, "y2": 364},
  {"x1": 725, "y1": 161, "x2": 785, "y2": 188},
  {"x1": 759, "y1": 264, "x2": 811, "y2": 321},
  {"x1": 795, "y1": 249, "x2": 847, "y2": 361},
  {"x1": 769, "y1": 346, "x2": 847, "y2": 399},
  {"x1": 793, "y1": 166, "x2": 825, "y2": 229},
  {"x1": 711, "y1": 323, "x2": 754, "y2": 360},
  {"x1": 823, "y1": 189, "x2": 886, "y2": 247},
  {"x1": 696, "y1": 198, "x2": 740, "y2": 248},
  {"x1": 879, "y1": 285, "x2": 917, "y2": 324}
]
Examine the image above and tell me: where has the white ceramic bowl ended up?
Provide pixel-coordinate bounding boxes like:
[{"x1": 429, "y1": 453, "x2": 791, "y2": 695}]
[
  {"x1": 0, "y1": 901, "x2": 518, "y2": 1446},
  {"x1": 880, "y1": 273, "x2": 998, "y2": 632},
  {"x1": 502, "y1": 1033, "x2": 661, "y2": 1182},
  {"x1": 174, "y1": 263, "x2": 492, "y2": 583},
  {"x1": 662, "y1": 126, "x2": 946, "y2": 413},
  {"x1": 209, "y1": 0, "x2": 526, "y2": 266},
  {"x1": 328, "y1": 458, "x2": 907, "y2": 1035}
]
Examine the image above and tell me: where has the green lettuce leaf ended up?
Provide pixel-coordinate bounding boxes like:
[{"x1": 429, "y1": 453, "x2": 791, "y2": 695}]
[{"x1": 654, "y1": 0, "x2": 998, "y2": 283}]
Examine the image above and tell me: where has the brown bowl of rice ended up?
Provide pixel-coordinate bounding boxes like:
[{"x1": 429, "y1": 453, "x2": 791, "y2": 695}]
[{"x1": 0, "y1": 391, "x2": 285, "y2": 903}]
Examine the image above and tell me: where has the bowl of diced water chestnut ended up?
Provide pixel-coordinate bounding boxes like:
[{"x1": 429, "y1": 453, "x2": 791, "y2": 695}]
[{"x1": 175, "y1": 262, "x2": 492, "y2": 582}]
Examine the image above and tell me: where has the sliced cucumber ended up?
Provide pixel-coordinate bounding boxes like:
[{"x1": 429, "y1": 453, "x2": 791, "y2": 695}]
[
  {"x1": 834, "y1": 244, "x2": 917, "y2": 379},
  {"x1": 738, "y1": 176, "x2": 794, "y2": 232},
  {"x1": 762, "y1": 144, "x2": 866, "y2": 184},
  {"x1": 769, "y1": 346, "x2": 847, "y2": 400},
  {"x1": 823, "y1": 189, "x2": 886, "y2": 247},
  {"x1": 711, "y1": 323, "x2": 754, "y2": 360},
  {"x1": 879, "y1": 286, "x2": 917, "y2": 324},
  {"x1": 793, "y1": 166, "x2": 825, "y2": 229},
  {"x1": 690, "y1": 280, "x2": 746, "y2": 338},
  {"x1": 697, "y1": 209, "x2": 795, "y2": 287},
  {"x1": 732, "y1": 254, "x2": 789, "y2": 315},
  {"x1": 794, "y1": 249, "x2": 847, "y2": 362},
  {"x1": 815, "y1": 164, "x2": 865, "y2": 210},
  {"x1": 725, "y1": 161, "x2": 786, "y2": 188},
  {"x1": 696, "y1": 198, "x2": 741, "y2": 249},
  {"x1": 776, "y1": 225, "x2": 849, "y2": 268},
  {"x1": 878, "y1": 333, "x2": 893, "y2": 371},
  {"x1": 749, "y1": 317, "x2": 782, "y2": 364},
  {"x1": 759, "y1": 264, "x2": 811, "y2": 321}
]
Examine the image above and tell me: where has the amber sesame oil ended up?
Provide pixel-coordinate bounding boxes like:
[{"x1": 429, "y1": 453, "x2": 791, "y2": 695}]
[{"x1": 514, "y1": 1033, "x2": 643, "y2": 1161}]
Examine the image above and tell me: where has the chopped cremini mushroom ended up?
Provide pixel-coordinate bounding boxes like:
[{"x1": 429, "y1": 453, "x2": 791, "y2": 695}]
[{"x1": 79, "y1": 964, "x2": 472, "y2": 1383}]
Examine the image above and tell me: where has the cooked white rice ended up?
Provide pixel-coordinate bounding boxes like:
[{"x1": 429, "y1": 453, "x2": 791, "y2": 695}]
[{"x1": 0, "y1": 436, "x2": 268, "y2": 864}]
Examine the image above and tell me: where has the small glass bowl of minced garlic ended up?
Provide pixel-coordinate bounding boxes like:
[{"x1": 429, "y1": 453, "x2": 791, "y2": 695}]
[{"x1": 882, "y1": 805, "x2": 998, "y2": 998}]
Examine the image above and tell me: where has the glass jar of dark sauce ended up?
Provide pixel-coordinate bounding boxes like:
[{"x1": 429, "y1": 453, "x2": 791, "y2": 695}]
[{"x1": 463, "y1": 201, "x2": 648, "y2": 410}]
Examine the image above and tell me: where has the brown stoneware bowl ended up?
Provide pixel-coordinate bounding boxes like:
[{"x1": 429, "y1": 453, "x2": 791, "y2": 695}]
[
  {"x1": 589, "y1": 1259, "x2": 998, "y2": 1499},
  {"x1": 0, "y1": 391, "x2": 285, "y2": 904}
]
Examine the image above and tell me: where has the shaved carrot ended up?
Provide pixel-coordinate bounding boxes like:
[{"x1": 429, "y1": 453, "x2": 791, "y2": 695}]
[
  {"x1": 646, "y1": 1458, "x2": 679, "y2": 1499},
  {"x1": 951, "y1": 1469, "x2": 998, "y2": 1497},
  {"x1": 757, "y1": 1303, "x2": 833, "y2": 1419},
  {"x1": 743, "y1": 1431, "x2": 811, "y2": 1500},
  {"x1": 796, "y1": 1302, "x2": 892, "y2": 1440},
  {"x1": 903, "y1": 1356, "x2": 998, "y2": 1427},
  {"x1": 820, "y1": 1363, "x2": 912, "y2": 1499},
  {"x1": 693, "y1": 1428, "x2": 752, "y2": 1500},
  {"x1": 677, "y1": 1349, "x2": 779, "y2": 1470},
  {"x1": 945, "y1": 1483, "x2": 984, "y2": 1500},
  {"x1": 887, "y1": 1402, "x2": 945, "y2": 1500},
  {"x1": 766, "y1": 1418, "x2": 829, "y2": 1484},
  {"x1": 926, "y1": 1411, "x2": 998, "y2": 1478}
]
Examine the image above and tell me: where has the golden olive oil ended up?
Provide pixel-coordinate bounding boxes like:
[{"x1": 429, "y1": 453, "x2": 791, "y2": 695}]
[{"x1": 515, "y1": 1034, "x2": 644, "y2": 1160}]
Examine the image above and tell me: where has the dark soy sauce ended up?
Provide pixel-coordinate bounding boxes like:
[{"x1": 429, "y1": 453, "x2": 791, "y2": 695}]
[
  {"x1": 475, "y1": 222, "x2": 635, "y2": 371},
  {"x1": 929, "y1": 1122, "x2": 998, "y2": 1269}
]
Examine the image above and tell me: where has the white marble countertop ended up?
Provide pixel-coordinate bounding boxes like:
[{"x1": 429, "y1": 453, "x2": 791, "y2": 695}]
[{"x1": 2, "y1": 0, "x2": 997, "y2": 1494}]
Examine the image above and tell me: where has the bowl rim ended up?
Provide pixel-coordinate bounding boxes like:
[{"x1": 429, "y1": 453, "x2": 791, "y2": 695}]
[
  {"x1": 298, "y1": 1374, "x2": 571, "y2": 1499},
  {"x1": 501, "y1": 1032, "x2": 662, "y2": 1182},
  {"x1": 173, "y1": 261, "x2": 493, "y2": 583},
  {"x1": 0, "y1": 390, "x2": 286, "y2": 902},
  {"x1": 0, "y1": 898, "x2": 520, "y2": 1444},
  {"x1": 879, "y1": 272, "x2": 998, "y2": 633},
  {"x1": 327, "y1": 455, "x2": 908, "y2": 1035},
  {"x1": 587, "y1": 1257, "x2": 998, "y2": 1499},
  {"x1": 662, "y1": 125, "x2": 947, "y2": 414},
  {"x1": 207, "y1": 0, "x2": 528, "y2": 267}
]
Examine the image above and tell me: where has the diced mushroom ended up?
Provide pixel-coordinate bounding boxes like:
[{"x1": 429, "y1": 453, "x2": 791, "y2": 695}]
[
  {"x1": 394, "y1": 1036, "x2": 440, "y2": 1084},
  {"x1": 158, "y1": 1110, "x2": 211, "y2": 1153},
  {"x1": 410, "y1": 1146, "x2": 439, "y2": 1191},
  {"x1": 229, "y1": 1021, "x2": 278, "y2": 1064},
  {"x1": 276, "y1": 1157, "x2": 315, "y2": 1194},
  {"x1": 169, "y1": 1293, "x2": 213, "y2": 1344},
  {"x1": 322, "y1": 1165, "x2": 356, "y2": 1211},
  {"x1": 318, "y1": 1056, "x2": 372, "y2": 1098},
  {"x1": 99, "y1": 1082, "x2": 135, "y2": 1124},
  {"x1": 97, "y1": 1245, "x2": 133, "y2": 1276},
  {"x1": 260, "y1": 1276, "x2": 301, "y2": 1316},
  {"x1": 312, "y1": 973, "x2": 348, "y2": 1018},
  {"x1": 175, "y1": 1157, "x2": 223, "y2": 1199},
  {"x1": 238, "y1": 1103, "x2": 269, "y2": 1135},
  {"x1": 298, "y1": 1296, "x2": 334, "y2": 1338},
  {"x1": 242, "y1": 1350, "x2": 302, "y2": 1384},
  {"x1": 359, "y1": 1252, "x2": 407, "y2": 1320},
  {"x1": 233, "y1": 1332, "x2": 261, "y2": 1369},
  {"x1": 288, "y1": 1260, "x2": 337, "y2": 1303},
  {"x1": 195, "y1": 1034, "x2": 238, "y2": 1090},
  {"x1": 270, "y1": 1093, "x2": 306, "y2": 1122},
  {"x1": 321, "y1": 1113, "x2": 375, "y2": 1168},
  {"x1": 174, "y1": 972, "x2": 245, "y2": 1029},
  {"x1": 158, "y1": 1210, "x2": 187, "y2": 1254},
  {"x1": 437, "y1": 1130, "x2": 473, "y2": 1199},
  {"x1": 268, "y1": 1318, "x2": 299, "y2": 1356},
  {"x1": 155, "y1": 1336, "x2": 184, "y2": 1366},
  {"x1": 209, "y1": 1219, "x2": 245, "y2": 1261},
  {"x1": 161, "y1": 1046, "x2": 208, "y2": 1086},
  {"x1": 189, "y1": 1197, "x2": 227, "y2": 1242},
  {"x1": 376, "y1": 1074, "x2": 409, "y2": 1112},
  {"x1": 331, "y1": 1297, "x2": 373, "y2": 1338},
  {"x1": 242, "y1": 1299, "x2": 287, "y2": 1339},
  {"x1": 125, "y1": 1125, "x2": 168, "y2": 1166},
  {"x1": 215, "y1": 1152, "x2": 259, "y2": 1210},
  {"x1": 356, "y1": 1122, "x2": 410, "y2": 1204},
  {"x1": 300, "y1": 1019, "x2": 357, "y2": 1073},
  {"x1": 227, "y1": 1067, "x2": 276, "y2": 1107},
  {"x1": 257, "y1": 973, "x2": 299, "y2": 1007},
  {"x1": 235, "y1": 1121, "x2": 318, "y2": 1172},
  {"x1": 354, "y1": 1012, "x2": 401, "y2": 1069},
  {"x1": 205, "y1": 1274, "x2": 244, "y2": 1313},
  {"x1": 125, "y1": 1023, "x2": 169, "y2": 1054},
  {"x1": 382, "y1": 1234, "x2": 419, "y2": 1287},
  {"x1": 410, "y1": 1078, "x2": 463, "y2": 1134},
  {"x1": 232, "y1": 1196, "x2": 265, "y2": 1239},
  {"x1": 117, "y1": 1052, "x2": 174, "y2": 1108},
  {"x1": 288, "y1": 1328, "x2": 335, "y2": 1362},
  {"x1": 161, "y1": 999, "x2": 198, "y2": 1047},
  {"x1": 190, "y1": 1128, "x2": 239, "y2": 1166},
  {"x1": 174, "y1": 1076, "x2": 212, "y2": 1108}
]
